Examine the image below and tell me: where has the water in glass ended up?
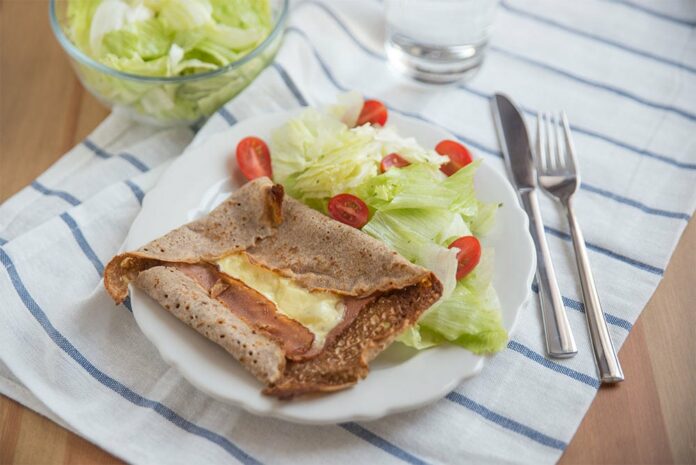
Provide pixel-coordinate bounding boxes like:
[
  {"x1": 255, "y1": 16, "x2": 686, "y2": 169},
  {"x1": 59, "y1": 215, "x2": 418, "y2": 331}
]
[{"x1": 385, "y1": 0, "x2": 498, "y2": 83}]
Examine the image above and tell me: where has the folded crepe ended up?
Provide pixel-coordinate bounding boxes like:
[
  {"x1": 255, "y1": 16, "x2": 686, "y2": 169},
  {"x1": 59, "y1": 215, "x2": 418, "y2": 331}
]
[{"x1": 104, "y1": 177, "x2": 442, "y2": 398}]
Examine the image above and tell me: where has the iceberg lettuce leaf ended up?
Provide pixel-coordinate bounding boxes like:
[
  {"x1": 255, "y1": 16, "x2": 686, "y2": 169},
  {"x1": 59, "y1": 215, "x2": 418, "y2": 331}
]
[
  {"x1": 398, "y1": 250, "x2": 507, "y2": 353},
  {"x1": 65, "y1": 0, "x2": 273, "y2": 122}
]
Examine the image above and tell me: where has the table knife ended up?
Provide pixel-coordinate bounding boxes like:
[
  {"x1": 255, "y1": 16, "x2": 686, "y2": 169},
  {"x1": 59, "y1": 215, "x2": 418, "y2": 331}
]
[{"x1": 491, "y1": 93, "x2": 577, "y2": 358}]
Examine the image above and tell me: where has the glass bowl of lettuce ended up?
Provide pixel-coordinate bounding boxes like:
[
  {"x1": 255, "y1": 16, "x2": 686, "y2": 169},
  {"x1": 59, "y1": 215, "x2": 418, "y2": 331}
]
[{"x1": 50, "y1": 0, "x2": 288, "y2": 126}]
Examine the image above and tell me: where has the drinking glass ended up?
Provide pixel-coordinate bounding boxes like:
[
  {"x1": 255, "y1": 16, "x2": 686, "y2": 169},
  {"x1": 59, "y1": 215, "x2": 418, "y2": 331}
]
[{"x1": 385, "y1": 0, "x2": 499, "y2": 83}]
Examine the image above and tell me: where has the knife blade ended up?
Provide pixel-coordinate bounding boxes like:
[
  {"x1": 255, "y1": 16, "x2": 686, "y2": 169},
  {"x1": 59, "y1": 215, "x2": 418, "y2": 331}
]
[
  {"x1": 491, "y1": 94, "x2": 536, "y2": 191},
  {"x1": 491, "y1": 93, "x2": 577, "y2": 358}
]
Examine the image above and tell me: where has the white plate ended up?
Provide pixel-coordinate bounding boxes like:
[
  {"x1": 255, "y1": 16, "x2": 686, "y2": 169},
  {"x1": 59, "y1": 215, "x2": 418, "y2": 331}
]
[{"x1": 125, "y1": 111, "x2": 535, "y2": 424}]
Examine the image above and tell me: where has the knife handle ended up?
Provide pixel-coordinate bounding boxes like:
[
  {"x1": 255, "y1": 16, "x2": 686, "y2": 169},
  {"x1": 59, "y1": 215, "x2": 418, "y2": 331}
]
[{"x1": 519, "y1": 189, "x2": 577, "y2": 358}]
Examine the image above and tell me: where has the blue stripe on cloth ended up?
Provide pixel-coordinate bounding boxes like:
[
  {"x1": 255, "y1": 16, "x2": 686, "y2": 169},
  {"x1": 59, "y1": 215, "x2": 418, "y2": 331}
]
[
  {"x1": 500, "y1": 0, "x2": 696, "y2": 75},
  {"x1": 59, "y1": 213, "x2": 104, "y2": 276},
  {"x1": 0, "y1": 248, "x2": 260, "y2": 465},
  {"x1": 561, "y1": 123, "x2": 696, "y2": 171},
  {"x1": 84, "y1": 140, "x2": 151, "y2": 173},
  {"x1": 580, "y1": 183, "x2": 691, "y2": 221},
  {"x1": 272, "y1": 62, "x2": 309, "y2": 106},
  {"x1": 339, "y1": 423, "x2": 429, "y2": 465},
  {"x1": 557, "y1": 292, "x2": 584, "y2": 312},
  {"x1": 31, "y1": 181, "x2": 81, "y2": 206},
  {"x1": 460, "y1": 138, "x2": 692, "y2": 221},
  {"x1": 218, "y1": 107, "x2": 238, "y2": 126},
  {"x1": 507, "y1": 340, "x2": 600, "y2": 388},
  {"x1": 118, "y1": 153, "x2": 150, "y2": 173},
  {"x1": 604, "y1": 313, "x2": 634, "y2": 331},
  {"x1": 124, "y1": 180, "x2": 145, "y2": 205},
  {"x1": 445, "y1": 392, "x2": 567, "y2": 450},
  {"x1": 284, "y1": 27, "x2": 692, "y2": 225},
  {"x1": 0, "y1": 237, "x2": 7, "y2": 246},
  {"x1": 604, "y1": 0, "x2": 696, "y2": 27},
  {"x1": 543, "y1": 225, "x2": 664, "y2": 275},
  {"x1": 459, "y1": 85, "x2": 696, "y2": 171},
  {"x1": 83, "y1": 139, "x2": 111, "y2": 158},
  {"x1": 530, "y1": 283, "x2": 634, "y2": 331},
  {"x1": 490, "y1": 45, "x2": 696, "y2": 122}
]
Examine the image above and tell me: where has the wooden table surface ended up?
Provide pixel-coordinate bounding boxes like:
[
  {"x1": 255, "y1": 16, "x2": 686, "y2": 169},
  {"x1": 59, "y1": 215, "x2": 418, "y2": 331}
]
[{"x1": 1, "y1": 2, "x2": 695, "y2": 464}]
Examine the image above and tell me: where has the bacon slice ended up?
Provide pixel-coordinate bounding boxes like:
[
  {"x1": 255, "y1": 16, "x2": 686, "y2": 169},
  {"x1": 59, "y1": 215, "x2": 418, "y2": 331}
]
[
  {"x1": 174, "y1": 263, "x2": 379, "y2": 361},
  {"x1": 174, "y1": 263, "x2": 315, "y2": 358}
]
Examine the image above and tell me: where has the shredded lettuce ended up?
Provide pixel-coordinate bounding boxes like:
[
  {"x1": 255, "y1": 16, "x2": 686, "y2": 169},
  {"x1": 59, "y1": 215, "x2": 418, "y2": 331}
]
[
  {"x1": 271, "y1": 95, "x2": 507, "y2": 354},
  {"x1": 271, "y1": 106, "x2": 446, "y2": 205},
  {"x1": 64, "y1": 0, "x2": 275, "y2": 123},
  {"x1": 70, "y1": 0, "x2": 269, "y2": 72}
]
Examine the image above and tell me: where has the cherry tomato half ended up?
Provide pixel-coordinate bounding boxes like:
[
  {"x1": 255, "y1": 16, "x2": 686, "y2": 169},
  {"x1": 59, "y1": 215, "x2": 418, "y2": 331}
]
[
  {"x1": 328, "y1": 193, "x2": 369, "y2": 228},
  {"x1": 356, "y1": 99, "x2": 388, "y2": 126},
  {"x1": 236, "y1": 136, "x2": 272, "y2": 181},
  {"x1": 436, "y1": 140, "x2": 473, "y2": 176},
  {"x1": 380, "y1": 153, "x2": 410, "y2": 172},
  {"x1": 449, "y1": 236, "x2": 482, "y2": 280}
]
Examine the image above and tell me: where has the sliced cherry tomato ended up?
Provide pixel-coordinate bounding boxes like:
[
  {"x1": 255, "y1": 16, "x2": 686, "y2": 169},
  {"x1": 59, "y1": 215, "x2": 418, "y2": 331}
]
[
  {"x1": 380, "y1": 153, "x2": 410, "y2": 172},
  {"x1": 436, "y1": 139, "x2": 473, "y2": 176},
  {"x1": 449, "y1": 236, "x2": 482, "y2": 280},
  {"x1": 236, "y1": 136, "x2": 272, "y2": 181},
  {"x1": 356, "y1": 99, "x2": 388, "y2": 126},
  {"x1": 328, "y1": 193, "x2": 369, "y2": 228}
]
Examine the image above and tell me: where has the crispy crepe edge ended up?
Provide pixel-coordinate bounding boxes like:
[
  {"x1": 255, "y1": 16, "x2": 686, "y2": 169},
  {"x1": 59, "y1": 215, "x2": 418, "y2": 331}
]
[
  {"x1": 135, "y1": 266, "x2": 286, "y2": 384},
  {"x1": 264, "y1": 274, "x2": 442, "y2": 398}
]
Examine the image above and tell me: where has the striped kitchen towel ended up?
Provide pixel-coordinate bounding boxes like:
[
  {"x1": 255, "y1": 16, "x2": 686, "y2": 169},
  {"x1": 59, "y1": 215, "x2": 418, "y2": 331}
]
[{"x1": 1, "y1": 0, "x2": 695, "y2": 463}]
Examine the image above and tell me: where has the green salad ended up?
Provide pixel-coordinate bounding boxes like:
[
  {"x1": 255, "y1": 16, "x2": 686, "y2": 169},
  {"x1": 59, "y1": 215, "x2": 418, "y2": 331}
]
[
  {"x1": 234, "y1": 93, "x2": 508, "y2": 354},
  {"x1": 67, "y1": 0, "x2": 271, "y2": 77},
  {"x1": 63, "y1": 0, "x2": 275, "y2": 122}
]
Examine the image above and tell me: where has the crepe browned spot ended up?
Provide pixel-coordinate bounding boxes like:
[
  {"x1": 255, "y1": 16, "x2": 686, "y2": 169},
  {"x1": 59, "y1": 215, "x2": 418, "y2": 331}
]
[{"x1": 104, "y1": 177, "x2": 442, "y2": 398}]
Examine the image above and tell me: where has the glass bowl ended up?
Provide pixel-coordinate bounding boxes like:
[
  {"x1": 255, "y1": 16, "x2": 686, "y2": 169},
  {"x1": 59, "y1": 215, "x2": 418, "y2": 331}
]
[{"x1": 49, "y1": 0, "x2": 288, "y2": 127}]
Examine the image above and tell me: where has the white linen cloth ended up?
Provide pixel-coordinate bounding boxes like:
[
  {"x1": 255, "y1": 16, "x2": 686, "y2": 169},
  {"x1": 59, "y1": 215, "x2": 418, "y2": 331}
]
[{"x1": 2, "y1": 1, "x2": 695, "y2": 463}]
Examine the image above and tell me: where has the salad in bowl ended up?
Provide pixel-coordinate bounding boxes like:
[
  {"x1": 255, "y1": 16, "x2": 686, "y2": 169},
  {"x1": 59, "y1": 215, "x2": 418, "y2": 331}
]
[{"x1": 50, "y1": 0, "x2": 288, "y2": 125}]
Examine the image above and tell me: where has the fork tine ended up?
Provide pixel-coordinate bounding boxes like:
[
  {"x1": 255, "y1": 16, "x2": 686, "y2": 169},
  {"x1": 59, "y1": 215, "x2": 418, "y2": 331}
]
[
  {"x1": 545, "y1": 112, "x2": 556, "y2": 171},
  {"x1": 561, "y1": 111, "x2": 578, "y2": 173},
  {"x1": 554, "y1": 112, "x2": 565, "y2": 169},
  {"x1": 536, "y1": 112, "x2": 547, "y2": 173}
]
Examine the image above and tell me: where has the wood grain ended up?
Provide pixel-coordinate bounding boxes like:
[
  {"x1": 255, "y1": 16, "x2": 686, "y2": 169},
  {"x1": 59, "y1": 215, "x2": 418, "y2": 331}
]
[
  {"x1": 561, "y1": 218, "x2": 696, "y2": 464},
  {"x1": 0, "y1": 1, "x2": 694, "y2": 464}
]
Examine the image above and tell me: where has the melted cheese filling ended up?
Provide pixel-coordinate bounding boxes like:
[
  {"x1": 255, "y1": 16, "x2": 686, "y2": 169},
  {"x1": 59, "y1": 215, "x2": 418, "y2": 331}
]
[{"x1": 217, "y1": 253, "x2": 345, "y2": 347}]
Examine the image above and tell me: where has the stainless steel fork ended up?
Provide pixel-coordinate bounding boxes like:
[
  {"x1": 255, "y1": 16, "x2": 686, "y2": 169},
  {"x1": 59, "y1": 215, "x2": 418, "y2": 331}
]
[{"x1": 536, "y1": 112, "x2": 624, "y2": 384}]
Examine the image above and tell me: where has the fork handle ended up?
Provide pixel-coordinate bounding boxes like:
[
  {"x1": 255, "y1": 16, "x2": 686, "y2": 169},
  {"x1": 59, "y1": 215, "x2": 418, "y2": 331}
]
[
  {"x1": 565, "y1": 199, "x2": 624, "y2": 383},
  {"x1": 520, "y1": 189, "x2": 577, "y2": 358}
]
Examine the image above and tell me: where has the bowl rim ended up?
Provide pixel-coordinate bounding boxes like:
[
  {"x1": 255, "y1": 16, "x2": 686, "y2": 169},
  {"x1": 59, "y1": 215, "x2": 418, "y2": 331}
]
[{"x1": 49, "y1": 0, "x2": 289, "y2": 84}]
